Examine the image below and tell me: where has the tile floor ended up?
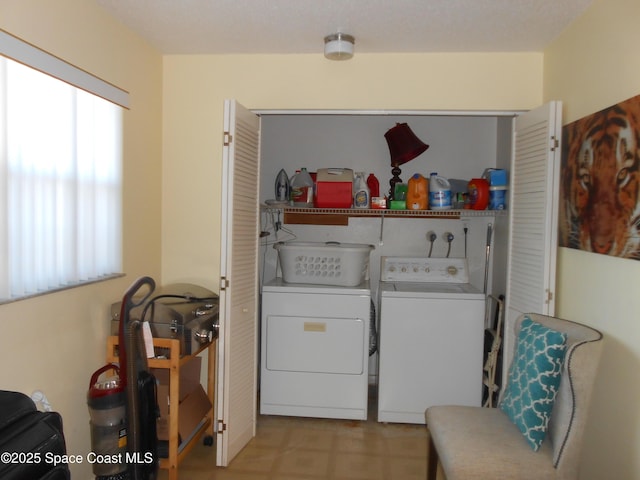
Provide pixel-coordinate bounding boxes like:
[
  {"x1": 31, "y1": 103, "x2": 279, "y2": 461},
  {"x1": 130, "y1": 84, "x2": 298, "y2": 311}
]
[{"x1": 158, "y1": 398, "x2": 430, "y2": 480}]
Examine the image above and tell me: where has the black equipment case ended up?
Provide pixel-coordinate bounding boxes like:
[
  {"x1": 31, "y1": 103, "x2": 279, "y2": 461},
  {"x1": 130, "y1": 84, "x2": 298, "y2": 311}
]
[{"x1": 0, "y1": 390, "x2": 70, "y2": 480}]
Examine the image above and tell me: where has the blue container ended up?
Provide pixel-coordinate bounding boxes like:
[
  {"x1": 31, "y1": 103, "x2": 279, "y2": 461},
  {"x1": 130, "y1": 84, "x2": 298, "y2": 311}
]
[
  {"x1": 483, "y1": 168, "x2": 508, "y2": 186},
  {"x1": 489, "y1": 186, "x2": 507, "y2": 210}
]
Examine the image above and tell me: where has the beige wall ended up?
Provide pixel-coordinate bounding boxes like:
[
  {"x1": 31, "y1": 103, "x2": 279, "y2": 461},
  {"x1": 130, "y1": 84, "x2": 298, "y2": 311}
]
[
  {"x1": 544, "y1": 0, "x2": 640, "y2": 478},
  {"x1": 161, "y1": 52, "x2": 543, "y2": 287},
  {"x1": 0, "y1": 1, "x2": 163, "y2": 478}
]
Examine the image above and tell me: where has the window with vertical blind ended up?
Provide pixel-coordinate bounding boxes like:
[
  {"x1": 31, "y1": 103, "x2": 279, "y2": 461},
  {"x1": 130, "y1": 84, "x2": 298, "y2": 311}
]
[{"x1": 0, "y1": 30, "x2": 129, "y2": 302}]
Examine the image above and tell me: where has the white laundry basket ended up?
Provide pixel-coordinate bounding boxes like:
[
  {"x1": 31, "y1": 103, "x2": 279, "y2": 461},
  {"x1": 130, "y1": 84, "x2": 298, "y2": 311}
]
[{"x1": 274, "y1": 241, "x2": 374, "y2": 287}]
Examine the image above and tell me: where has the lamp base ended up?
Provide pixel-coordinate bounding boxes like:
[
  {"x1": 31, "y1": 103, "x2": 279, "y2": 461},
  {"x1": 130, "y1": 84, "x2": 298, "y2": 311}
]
[{"x1": 389, "y1": 166, "x2": 402, "y2": 201}]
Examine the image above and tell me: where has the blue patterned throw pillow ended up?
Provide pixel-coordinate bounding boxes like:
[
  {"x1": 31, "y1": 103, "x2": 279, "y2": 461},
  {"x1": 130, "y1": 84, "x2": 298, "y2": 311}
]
[{"x1": 500, "y1": 316, "x2": 568, "y2": 450}]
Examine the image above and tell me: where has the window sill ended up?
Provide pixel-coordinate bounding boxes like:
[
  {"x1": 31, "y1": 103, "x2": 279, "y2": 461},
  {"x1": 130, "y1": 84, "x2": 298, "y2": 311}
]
[{"x1": 0, "y1": 273, "x2": 125, "y2": 306}]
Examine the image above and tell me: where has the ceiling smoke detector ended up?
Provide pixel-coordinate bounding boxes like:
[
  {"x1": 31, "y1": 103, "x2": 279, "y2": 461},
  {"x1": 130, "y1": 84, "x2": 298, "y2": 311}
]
[{"x1": 324, "y1": 33, "x2": 355, "y2": 61}]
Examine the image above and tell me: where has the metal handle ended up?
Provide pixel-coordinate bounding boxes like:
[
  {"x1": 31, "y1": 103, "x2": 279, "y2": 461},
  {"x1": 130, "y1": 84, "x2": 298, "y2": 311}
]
[{"x1": 483, "y1": 223, "x2": 493, "y2": 294}]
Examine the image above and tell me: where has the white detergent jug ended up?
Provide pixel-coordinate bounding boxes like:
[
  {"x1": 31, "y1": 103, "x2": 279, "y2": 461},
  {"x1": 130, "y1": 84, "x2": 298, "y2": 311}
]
[
  {"x1": 290, "y1": 168, "x2": 314, "y2": 207},
  {"x1": 429, "y1": 173, "x2": 452, "y2": 210}
]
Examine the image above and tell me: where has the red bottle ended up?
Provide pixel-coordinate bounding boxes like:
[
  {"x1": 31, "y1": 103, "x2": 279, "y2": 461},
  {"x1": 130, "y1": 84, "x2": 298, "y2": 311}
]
[{"x1": 367, "y1": 174, "x2": 380, "y2": 197}]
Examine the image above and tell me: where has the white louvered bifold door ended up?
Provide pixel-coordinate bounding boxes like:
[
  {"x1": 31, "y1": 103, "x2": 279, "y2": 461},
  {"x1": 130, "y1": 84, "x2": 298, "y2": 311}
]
[
  {"x1": 503, "y1": 101, "x2": 562, "y2": 361},
  {"x1": 217, "y1": 99, "x2": 260, "y2": 466}
]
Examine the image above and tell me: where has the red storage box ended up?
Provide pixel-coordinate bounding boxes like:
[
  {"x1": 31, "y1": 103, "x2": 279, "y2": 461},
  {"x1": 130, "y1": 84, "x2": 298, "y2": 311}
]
[{"x1": 315, "y1": 168, "x2": 354, "y2": 208}]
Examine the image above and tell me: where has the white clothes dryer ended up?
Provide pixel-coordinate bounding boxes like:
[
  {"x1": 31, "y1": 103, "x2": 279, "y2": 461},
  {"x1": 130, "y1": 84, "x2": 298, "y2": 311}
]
[
  {"x1": 260, "y1": 278, "x2": 371, "y2": 420},
  {"x1": 377, "y1": 257, "x2": 485, "y2": 424}
]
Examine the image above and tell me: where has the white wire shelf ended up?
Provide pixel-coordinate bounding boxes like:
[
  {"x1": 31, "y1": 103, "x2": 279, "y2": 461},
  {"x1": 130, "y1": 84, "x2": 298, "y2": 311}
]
[{"x1": 261, "y1": 205, "x2": 506, "y2": 225}]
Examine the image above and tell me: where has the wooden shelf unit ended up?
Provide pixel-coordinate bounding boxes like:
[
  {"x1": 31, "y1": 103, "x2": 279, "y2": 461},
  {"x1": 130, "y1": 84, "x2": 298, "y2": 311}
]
[{"x1": 106, "y1": 335, "x2": 216, "y2": 480}]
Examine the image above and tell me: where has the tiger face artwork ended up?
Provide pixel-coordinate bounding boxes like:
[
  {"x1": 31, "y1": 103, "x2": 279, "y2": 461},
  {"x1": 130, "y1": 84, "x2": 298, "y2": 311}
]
[{"x1": 559, "y1": 95, "x2": 640, "y2": 260}]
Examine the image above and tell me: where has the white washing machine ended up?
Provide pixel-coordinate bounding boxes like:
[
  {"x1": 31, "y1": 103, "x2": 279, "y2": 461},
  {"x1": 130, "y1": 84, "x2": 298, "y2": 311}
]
[
  {"x1": 377, "y1": 257, "x2": 485, "y2": 424},
  {"x1": 260, "y1": 278, "x2": 371, "y2": 420}
]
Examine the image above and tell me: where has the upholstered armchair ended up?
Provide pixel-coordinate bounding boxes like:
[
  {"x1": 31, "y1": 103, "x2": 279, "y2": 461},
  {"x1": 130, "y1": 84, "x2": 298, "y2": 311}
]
[{"x1": 425, "y1": 313, "x2": 603, "y2": 480}]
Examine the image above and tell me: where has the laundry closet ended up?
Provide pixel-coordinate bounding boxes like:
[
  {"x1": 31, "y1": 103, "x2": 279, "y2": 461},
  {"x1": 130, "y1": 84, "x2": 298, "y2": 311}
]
[
  {"x1": 217, "y1": 100, "x2": 561, "y2": 462},
  {"x1": 255, "y1": 112, "x2": 511, "y2": 418}
]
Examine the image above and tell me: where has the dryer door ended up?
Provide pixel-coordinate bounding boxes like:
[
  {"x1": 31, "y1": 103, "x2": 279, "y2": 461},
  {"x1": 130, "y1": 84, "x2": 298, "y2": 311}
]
[{"x1": 265, "y1": 315, "x2": 364, "y2": 374}]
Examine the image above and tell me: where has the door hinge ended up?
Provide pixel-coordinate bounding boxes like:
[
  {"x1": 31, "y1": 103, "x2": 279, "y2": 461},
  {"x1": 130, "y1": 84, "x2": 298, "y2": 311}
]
[
  {"x1": 550, "y1": 135, "x2": 559, "y2": 151},
  {"x1": 220, "y1": 277, "x2": 229, "y2": 290},
  {"x1": 546, "y1": 289, "x2": 554, "y2": 303},
  {"x1": 223, "y1": 131, "x2": 232, "y2": 146},
  {"x1": 217, "y1": 419, "x2": 227, "y2": 433}
]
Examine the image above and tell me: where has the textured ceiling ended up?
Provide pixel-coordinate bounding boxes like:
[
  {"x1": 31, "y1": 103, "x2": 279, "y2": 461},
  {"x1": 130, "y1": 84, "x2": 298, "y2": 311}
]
[{"x1": 95, "y1": 0, "x2": 594, "y2": 55}]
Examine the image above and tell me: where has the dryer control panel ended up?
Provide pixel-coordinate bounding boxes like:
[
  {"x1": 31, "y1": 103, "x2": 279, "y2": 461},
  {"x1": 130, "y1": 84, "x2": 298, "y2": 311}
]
[{"x1": 380, "y1": 257, "x2": 470, "y2": 283}]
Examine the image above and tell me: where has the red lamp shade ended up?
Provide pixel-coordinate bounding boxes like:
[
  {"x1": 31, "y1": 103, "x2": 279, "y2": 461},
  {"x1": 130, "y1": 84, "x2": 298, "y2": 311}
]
[{"x1": 384, "y1": 123, "x2": 429, "y2": 166}]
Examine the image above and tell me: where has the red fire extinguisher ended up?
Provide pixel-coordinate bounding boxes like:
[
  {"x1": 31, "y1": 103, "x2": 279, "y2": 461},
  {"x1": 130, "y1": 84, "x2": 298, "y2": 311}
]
[{"x1": 87, "y1": 363, "x2": 127, "y2": 478}]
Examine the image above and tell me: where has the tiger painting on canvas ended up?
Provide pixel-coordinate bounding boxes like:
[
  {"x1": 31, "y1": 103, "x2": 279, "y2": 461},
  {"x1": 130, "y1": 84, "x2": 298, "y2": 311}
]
[{"x1": 559, "y1": 95, "x2": 640, "y2": 260}]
